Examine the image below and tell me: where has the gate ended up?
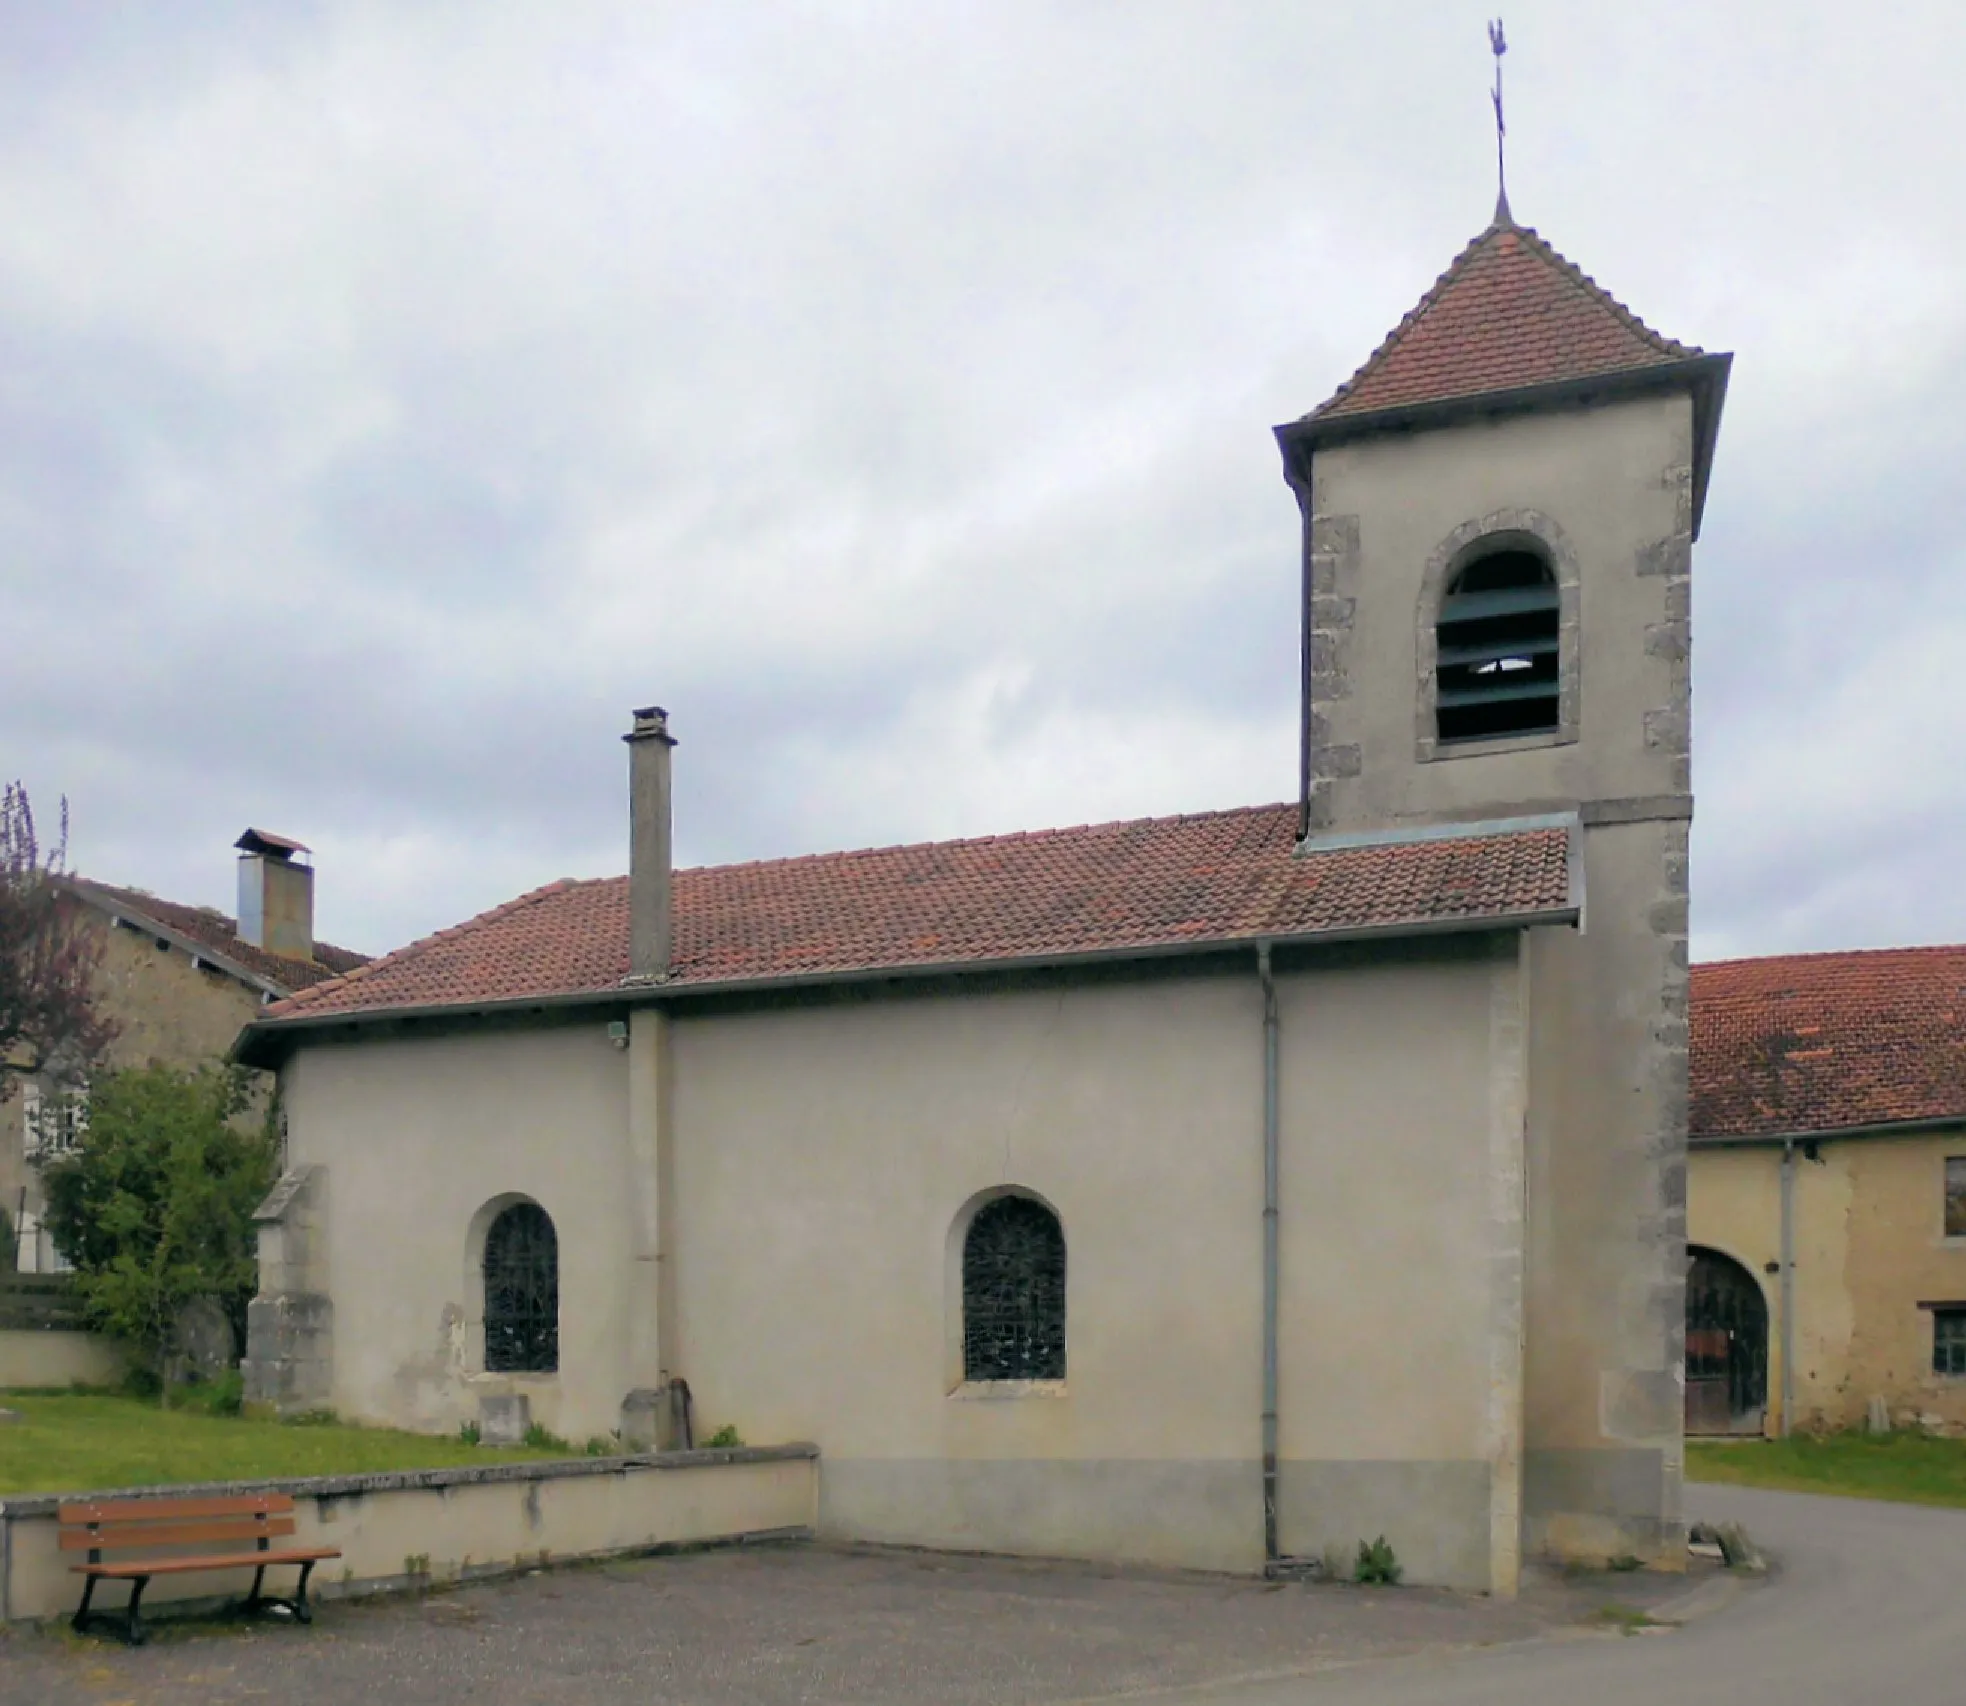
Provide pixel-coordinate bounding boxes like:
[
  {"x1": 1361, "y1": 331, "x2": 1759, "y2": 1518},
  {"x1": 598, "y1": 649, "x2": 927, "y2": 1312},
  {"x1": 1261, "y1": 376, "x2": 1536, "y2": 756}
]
[{"x1": 1685, "y1": 1247, "x2": 1768, "y2": 1436}]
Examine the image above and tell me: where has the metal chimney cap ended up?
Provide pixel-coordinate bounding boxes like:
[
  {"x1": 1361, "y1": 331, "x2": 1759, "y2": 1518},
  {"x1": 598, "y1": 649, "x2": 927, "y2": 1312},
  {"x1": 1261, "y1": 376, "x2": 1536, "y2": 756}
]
[
  {"x1": 625, "y1": 706, "x2": 677, "y2": 743},
  {"x1": 235, "y1": 828, "x2": 312, "y2": 861}
]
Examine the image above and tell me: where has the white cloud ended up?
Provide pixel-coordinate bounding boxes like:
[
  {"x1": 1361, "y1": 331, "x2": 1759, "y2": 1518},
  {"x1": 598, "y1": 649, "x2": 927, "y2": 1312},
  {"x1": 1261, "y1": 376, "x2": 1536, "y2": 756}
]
[{"x1": 0, "y1": 0, "x2": 1962, "y2": 965}]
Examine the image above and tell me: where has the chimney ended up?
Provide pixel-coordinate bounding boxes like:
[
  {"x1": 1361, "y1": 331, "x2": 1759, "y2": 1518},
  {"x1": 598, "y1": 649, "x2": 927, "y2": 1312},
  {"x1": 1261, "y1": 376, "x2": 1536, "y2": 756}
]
[
  {"x1": 235, "y1": 829, "x2": 316, "y2": 962},
  {"x1": 623, "y1": 706, "x2": 676, "y2": 980}
]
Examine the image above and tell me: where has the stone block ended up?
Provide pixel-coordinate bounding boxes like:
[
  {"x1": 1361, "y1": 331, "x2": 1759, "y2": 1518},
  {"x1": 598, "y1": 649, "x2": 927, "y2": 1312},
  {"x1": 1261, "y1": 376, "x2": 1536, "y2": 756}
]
[
  {"x1": 621, "y1": 1382, "x2": 691, "y2": 1451},
  {"x1": 480, "y1": 1392, "x2": 532, "y2": 1446}
]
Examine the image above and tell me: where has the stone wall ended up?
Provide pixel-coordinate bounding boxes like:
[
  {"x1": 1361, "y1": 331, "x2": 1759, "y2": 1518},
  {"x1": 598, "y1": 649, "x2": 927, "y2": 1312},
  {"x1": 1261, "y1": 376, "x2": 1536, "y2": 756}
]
[{"x1": 0, "y1": 1445, "x2": 817, "y2": 1625}]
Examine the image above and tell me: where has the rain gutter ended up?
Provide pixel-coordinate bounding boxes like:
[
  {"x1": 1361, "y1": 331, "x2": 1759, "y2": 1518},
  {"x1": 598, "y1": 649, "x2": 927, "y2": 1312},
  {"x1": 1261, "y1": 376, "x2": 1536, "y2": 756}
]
[{"x1": 232, "y1": 903, "x2": 1580, "y2": 1069}]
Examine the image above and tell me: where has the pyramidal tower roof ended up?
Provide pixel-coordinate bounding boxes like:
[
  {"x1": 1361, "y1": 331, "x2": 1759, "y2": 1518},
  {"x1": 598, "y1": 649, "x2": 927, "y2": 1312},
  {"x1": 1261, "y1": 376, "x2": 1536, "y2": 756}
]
[{"x1": 1304, "y1": 213, "x2": 1703, "y2": 422}]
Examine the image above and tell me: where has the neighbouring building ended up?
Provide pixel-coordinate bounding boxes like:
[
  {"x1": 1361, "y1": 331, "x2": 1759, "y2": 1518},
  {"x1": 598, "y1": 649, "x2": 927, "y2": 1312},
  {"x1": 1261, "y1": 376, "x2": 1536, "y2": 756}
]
[
  {"x1": 3, "y1": 832, "x2": 366, "y2": 1272},
  {"x1": 1687, "y1": 945, "x2": 1966, "y2": 1437},
  {"x1": 234, "y1": 205, "x2": 1731, "y2": 1592}
]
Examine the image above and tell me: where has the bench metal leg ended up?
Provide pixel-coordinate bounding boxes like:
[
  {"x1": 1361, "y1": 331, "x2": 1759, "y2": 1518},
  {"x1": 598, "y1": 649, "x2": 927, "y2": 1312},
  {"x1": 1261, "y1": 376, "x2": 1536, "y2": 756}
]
[
  {"x1": 292, "y1": 1559, "x2": 317, "y2": 1625},
  {"x1": 71, "y1": 1574, "x2": 98, "y2": 1637},
  {"x1": 122, "y1": 1576, "x2": 150, "y2": 1648},
  {"x1": 244, "y1": 1563, "x2": 267, "y2": 1615}
]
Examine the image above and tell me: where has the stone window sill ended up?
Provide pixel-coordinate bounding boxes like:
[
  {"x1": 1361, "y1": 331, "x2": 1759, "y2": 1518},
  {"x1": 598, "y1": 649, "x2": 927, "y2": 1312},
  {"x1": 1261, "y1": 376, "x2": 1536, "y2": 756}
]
[
  {"x1": 1423, "y1": 728, "x2": 1575, "y2": 763},
  {"x1": 948, "y1": 1379, "x2": 1067, "y2": 1401}
]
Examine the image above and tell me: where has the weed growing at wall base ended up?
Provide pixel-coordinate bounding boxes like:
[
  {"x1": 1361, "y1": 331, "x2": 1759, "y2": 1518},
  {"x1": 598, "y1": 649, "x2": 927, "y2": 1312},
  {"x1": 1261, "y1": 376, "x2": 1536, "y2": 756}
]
[{"x1": 1354, "y1": 1537, "x2": 1402, "y2": 1586}]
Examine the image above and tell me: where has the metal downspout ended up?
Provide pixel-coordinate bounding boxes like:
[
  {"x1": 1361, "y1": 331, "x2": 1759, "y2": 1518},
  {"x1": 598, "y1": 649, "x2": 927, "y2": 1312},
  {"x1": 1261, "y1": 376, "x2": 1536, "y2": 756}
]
[
  {"x1": 1259, "y1": 943, "x2": 1280, "y2": 1567},
  {"x1": 1780, "y1": 1138, "x2": 1795, "y2": 1438}
]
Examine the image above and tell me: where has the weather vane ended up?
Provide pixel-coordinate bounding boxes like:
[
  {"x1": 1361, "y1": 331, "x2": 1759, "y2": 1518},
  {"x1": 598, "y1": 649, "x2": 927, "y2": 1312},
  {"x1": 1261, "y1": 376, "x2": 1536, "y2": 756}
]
[{"x1": 1488, "y1": 18, "x2": 1511, "y2": 224}]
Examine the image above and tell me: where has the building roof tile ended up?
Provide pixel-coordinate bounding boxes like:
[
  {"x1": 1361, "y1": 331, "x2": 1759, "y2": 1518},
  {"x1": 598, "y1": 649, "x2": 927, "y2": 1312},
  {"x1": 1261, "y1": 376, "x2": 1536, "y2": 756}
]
[
  {"x1": 1306, "y1": 217, "x2": 1701, "y2": 421},
  {"x1": 1690, "y1": 945, "x2": 1966, "y2": 1141},
  {"x1": 66, "y1": 878, "x2": 369, "y2": 994},
  {"x1": 255, "y1": 805, "x2": 1574, "y2": 1027}
]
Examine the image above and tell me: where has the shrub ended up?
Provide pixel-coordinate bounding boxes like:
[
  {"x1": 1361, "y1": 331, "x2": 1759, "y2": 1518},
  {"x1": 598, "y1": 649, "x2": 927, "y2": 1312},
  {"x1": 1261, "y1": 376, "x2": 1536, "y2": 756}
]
[
  {"x1": 704, "y1": 1424, "x2": 743, "y2": 1449},
  {"x1": 38, "y1": 1064, "x2": 275, "y2": 1378},
  {"x1": 1354, "y1": 1536, "x2": 1402, "y2": 1586}
]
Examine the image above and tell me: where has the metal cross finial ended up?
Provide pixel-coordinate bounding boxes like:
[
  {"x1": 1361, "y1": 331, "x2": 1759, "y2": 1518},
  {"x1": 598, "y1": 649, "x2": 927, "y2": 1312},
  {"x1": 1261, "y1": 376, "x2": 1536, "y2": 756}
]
[{"x1": 1488, "y1": 18, "x2": 1511, "y2": 225}]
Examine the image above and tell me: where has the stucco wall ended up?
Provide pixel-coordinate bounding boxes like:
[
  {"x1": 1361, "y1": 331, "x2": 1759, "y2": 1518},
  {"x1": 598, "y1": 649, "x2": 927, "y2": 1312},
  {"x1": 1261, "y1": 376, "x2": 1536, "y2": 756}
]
[
  {"x1": 672, "y1": 945, "x2": 1518, "y2": 1585},
  {"x1": 1303, "y1": 391, "x2": 1697, "y2": 1567},
  {"x1": 0, "y1": 1328, "x2": 126, "y2": 1389},
  {"x1": 1304, "y1": 392, "x2": 1693, "y2": 832},
  {"x1": 282, "y1": 1021, "x2": 635, "y2": 1443},
  {"x1": 1689, "y1": 1129, "x2": 1966, "y2": 1431},
  {"x1": 283, "y1": 940, "x2": 1528, "y2": 1588}
]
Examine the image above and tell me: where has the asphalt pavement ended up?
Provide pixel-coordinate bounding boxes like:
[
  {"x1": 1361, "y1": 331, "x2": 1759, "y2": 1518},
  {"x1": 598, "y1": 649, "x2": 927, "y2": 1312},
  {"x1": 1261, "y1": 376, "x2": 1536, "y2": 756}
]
[
  {"x1": 4, "y1": 1483, "x2": 1961, "y2": 1704},
  {"x1": 1165, "y1": 1483, "x2": 1966, "y2": 1704}
]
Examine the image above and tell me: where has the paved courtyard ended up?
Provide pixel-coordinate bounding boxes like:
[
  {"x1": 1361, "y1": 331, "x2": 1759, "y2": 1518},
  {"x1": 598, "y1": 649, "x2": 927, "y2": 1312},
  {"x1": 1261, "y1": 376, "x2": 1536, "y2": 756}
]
[{"x1": 0, "y1": 1540, "x2": 1713, "y2": 1706}]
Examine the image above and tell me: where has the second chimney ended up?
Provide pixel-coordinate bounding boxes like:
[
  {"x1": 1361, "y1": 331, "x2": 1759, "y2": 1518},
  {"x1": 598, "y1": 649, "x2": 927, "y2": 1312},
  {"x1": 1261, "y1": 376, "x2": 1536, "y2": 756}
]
[
  {"x1": 623, "y1": 706, "x2": 676, "y2": 980},
  {"x1": 235, "y1": 829, "x2": 316, "y2": 962}
]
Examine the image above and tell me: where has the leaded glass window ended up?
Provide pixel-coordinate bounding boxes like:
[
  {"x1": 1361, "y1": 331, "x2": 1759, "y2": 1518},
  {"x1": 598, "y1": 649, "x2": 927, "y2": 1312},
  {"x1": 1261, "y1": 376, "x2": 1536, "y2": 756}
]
[
  {"x1": 1935, "y1": 1309, "x2": 1966, "y2": 1378},
  {"x1": 962, "y1": 1195, "x2": 1065, "y2": 1382},
  {"x1": 484, "y1": 1202, "x2": 558, "y2": 1373}
]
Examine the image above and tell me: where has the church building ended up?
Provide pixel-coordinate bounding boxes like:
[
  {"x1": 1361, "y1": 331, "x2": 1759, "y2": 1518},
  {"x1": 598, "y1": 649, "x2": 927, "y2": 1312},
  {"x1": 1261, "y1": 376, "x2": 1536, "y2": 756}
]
[{"x1": 236, "y1": 208, "x2": 1730, "y2": 1594}]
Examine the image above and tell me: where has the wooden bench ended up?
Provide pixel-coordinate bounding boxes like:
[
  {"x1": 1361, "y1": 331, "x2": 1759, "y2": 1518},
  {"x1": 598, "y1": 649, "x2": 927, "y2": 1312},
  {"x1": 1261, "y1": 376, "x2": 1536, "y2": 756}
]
[{"x1": 59, "y1": 1493, "x2": 342, "y2": 1646}]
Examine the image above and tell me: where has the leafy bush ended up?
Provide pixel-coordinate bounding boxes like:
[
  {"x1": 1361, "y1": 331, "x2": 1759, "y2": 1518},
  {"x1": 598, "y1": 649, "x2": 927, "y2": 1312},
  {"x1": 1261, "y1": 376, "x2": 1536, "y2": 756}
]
[
  {"x1": 1354, "y1": 1536, "x2": 1402, "y2": 1586},
  {"x1": 458, "y1": 1421, "x2": 481, "y2": 1445},
  {"x1": 704, "y1": 1424, "x2": 743, "y2": 1449},
  {"x1": 522, "y1": 1421, "x2": 571, "y2": 1452},
  {"x1": 176, "y1": 1369, "x2": 245, "y2": 1417},
  {"x1": 38, "y1": 1064, "x2": 275, "y2": 1378}
]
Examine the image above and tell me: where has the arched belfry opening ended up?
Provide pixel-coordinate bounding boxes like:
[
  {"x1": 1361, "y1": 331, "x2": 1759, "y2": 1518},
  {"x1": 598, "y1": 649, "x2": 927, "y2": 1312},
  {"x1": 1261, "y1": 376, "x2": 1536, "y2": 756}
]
[
  {"x1": 1434, "y1": 545, "x2": 1560, "y2": 744},
  {"x1": 1685, "y1": 1246, "x2": 1768, "y2": 1436}
]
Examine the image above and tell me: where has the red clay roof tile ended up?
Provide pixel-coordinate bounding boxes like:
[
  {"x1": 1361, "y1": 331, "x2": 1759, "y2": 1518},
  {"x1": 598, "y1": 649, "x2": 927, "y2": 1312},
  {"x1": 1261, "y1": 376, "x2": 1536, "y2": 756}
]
[
  {"x1": 67, "y1": 878, "x2": 368, "y2": 993},
  {"x1": 257, "y1": 805, "x2": 1574, "y2": 1025},
  {"x1": 1691, "y1": 946, "x2": 1966, "y2": 1141},
  {"x1": 1307, "y1": 218, "x2": 1700, "y2": 421}
]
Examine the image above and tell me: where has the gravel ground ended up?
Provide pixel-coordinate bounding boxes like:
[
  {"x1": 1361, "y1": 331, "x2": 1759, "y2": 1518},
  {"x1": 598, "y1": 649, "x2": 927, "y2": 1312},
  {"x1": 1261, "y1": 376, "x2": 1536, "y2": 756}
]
[{"x1": 0, "y1": 1540, "x2": 1717, "y2": 1706}]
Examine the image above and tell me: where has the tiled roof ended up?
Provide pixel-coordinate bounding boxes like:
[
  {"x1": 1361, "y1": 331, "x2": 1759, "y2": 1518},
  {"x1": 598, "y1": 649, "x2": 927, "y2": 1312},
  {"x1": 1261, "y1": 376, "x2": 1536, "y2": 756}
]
[
  {"x1": 67, "y1": 878, "x2": 369, "y2": 994},
  {"x1": 1690, "y1": 946, "x2": 1966, "y2": 1141},
  {"x1": 1306, "y1": 217, "x2": 1701, "y2": 421},
  {"x1": 257, "y1": 805, "x2": 1574, "y2": 1025}
]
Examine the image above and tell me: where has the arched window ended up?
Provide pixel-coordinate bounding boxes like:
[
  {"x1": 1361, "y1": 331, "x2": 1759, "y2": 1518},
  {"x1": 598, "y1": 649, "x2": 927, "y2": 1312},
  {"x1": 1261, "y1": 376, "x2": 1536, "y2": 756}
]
[
  {"x1": 1435, "y1": 546, "x2": 1560, "y2": 743},
  {"x1": 483, "y1": 1201, "x2": 558, "y2": 1373},
  {"x1": 962, "y1": 1195, "x2": 1065, "y2": 1382}
]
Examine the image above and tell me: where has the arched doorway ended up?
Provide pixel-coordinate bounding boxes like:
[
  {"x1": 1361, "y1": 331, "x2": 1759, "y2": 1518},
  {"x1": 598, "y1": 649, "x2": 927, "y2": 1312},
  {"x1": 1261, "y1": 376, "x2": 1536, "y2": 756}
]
[{"x1": 1685, "y1": 1247, "x2": 1768, "y2": 1436}]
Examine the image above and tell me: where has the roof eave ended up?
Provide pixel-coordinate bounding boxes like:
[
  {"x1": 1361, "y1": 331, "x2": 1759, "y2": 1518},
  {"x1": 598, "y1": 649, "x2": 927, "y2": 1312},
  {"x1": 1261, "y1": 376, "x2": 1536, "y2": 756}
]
[
  {"x1": 1274, "y1": 352, "x2": 1734, "y2": 540},
  {"x1": 60, "y1": 879, "x2": 293, "y2": 1000},
  {"x1": 230, "y1": 901, "x2": 1581, "y2": 1070},
  {"x1": 1690, "y1": 1110, "x2": 1966, "y2": 1150}
]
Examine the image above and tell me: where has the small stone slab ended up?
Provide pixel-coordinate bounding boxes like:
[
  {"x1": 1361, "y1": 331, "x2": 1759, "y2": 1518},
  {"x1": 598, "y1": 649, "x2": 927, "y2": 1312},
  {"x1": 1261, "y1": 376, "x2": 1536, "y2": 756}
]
[
  {"x1": 0, "y1": 1407, "x2": 20, "y2": 1424},
  {"x1": 479, "y1": 1393, "x2": 532, "y2": 1446}
]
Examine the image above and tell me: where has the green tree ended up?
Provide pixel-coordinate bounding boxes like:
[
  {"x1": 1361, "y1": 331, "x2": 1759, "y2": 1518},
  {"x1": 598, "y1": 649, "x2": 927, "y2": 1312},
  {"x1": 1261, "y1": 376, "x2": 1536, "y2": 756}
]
[{"x1": 38, "y1": 1064, "x2": 275, "y2": 1379}]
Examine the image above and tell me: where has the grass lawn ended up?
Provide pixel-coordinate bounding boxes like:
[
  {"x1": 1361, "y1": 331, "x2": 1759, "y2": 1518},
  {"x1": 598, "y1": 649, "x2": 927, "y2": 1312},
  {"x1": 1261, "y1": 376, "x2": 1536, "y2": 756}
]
[
  {"x1": 1687, "y1": 1430, "x2": 1966, "y2": 1511},
  {"x1": 0, "y1": 1391, "x2": 581, "y2": 1496}
]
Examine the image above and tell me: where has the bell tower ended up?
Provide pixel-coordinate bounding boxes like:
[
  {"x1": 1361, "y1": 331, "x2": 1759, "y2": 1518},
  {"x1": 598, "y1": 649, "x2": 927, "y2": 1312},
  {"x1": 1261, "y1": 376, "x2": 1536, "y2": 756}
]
[{"x1": 1275, "y1": 212, "x2": 1731, "y2": 1566}]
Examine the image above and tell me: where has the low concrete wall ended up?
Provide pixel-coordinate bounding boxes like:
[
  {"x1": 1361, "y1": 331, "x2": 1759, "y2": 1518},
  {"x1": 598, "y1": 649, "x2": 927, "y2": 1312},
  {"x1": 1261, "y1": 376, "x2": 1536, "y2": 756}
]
[
  {"x1": 0, "y1": 1444, "x2": 818, "y2": 1625},
  {"x1": 0, "y1": 1328, "x2": 126, "y2": 1390}
]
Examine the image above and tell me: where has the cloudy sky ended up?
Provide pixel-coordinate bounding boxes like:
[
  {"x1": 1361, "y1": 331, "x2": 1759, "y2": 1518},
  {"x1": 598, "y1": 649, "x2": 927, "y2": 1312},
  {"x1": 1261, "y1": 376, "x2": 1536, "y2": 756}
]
[{"x1": 1, "y1": 2, "x2": 1960, "y2": 965}]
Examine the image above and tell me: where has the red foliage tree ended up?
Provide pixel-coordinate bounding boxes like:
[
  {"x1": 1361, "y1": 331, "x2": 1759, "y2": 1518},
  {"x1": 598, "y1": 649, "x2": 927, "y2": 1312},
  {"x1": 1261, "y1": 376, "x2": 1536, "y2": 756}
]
[{"x1": 0, "y1": 783, "x2": 114, "y2": 1087}]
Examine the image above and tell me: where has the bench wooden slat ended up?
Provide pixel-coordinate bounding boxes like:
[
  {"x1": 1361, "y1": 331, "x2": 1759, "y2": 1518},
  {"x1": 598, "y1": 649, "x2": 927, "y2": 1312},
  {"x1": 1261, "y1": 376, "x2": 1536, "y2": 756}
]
[
  {"x1": 75, "y1": 1546, "x2": 339, "y2": 1579},
  {"x1": 59, "y1": 1516, "x2": 297, "y2": 1551},
  {"x1": 60, "y1": 1493, "x2": 295, "y2": 1525}
]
